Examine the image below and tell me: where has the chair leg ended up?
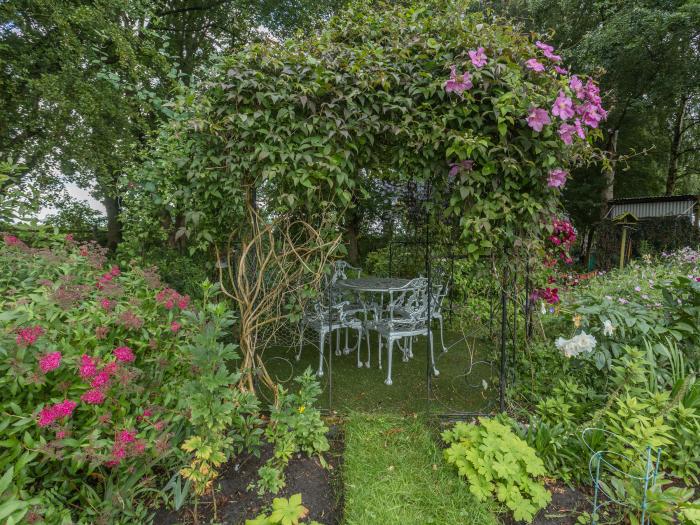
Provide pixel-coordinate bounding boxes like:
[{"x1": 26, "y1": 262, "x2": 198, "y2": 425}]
[
  {"x1": 356, "y1": 328, "x2": 363, "y2": 368},
  {"x1": 296, "y1": 324, "x2": 305, "y2": 361},
  {"x1": 335, "y1": 329, "x2": 341, "y2": 356},
  {"x1": 317, "y1": 331, "x2": 325, "y2": 377},
  {"x1": 429, "y1": 331, "x2": 439, "y2": 377},
  {"x1": 364, "y1": 328, "x2": 371, "y2": 368},
  {"x1": 439, "y1": 316, "x2": 447, "y2": 352},
  {"x1": 378, "y1": 334, "x2": 382, "y2": 370},
  {"x1": 344, "y1": 328, "x2": 351, "y2": 355},
  {"x1": 385, "y1": 338, "x2": 394, "y2": 386}
]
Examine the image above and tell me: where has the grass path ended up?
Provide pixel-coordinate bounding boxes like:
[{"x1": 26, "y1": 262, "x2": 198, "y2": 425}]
[{"x1": 342, "y1": 413, "x2": 497, "y2": 525}]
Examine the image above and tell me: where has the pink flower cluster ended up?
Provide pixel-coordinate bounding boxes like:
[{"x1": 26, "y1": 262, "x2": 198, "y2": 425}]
[
  {"x1": 156, "y1": 288, "x2": 190, "y2": 310},
  {"x1": 531, "y1": 287, "x2": 560, "y2": 304},
  {"x1": 77, "y1": 351, "x2": 131, "y2": 405},
  {"x1": 106, "y1": 428, "x2": 146, "y2": 467},
  {"x1": 547, "y1": 168, "x2": 568, "y2": 189},
  {"x1": 16, "y1": 326, "x2": 44, "y2": 346},
  {"x1": 96, "y1": 266, "x2": 121, "y2": 290},
  {"x1": 549, "y1": 219, "x2": 577, "y2": 247},
  {"x1": 114, "y1": 346, "x2": 135, "y2": 363},
  {"x1": 3, "y1": 234, "x2": 23, "y2": 247},
  {"x1": 39, "y1": 352, "x2": 62, "y2": 373},
  {"x1": 38, "y1": 400, "x2": 77, "y2": 427}
]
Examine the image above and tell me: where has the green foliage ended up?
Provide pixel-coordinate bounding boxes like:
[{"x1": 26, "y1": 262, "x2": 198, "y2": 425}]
[
  {"x1": 246, "y1": 493, "x2": 324, "y2": 525},
  {"x1": 255, "y1": 370, "x2": 329, "y2": 495},
  {"x1": 442, "y1": 417, "x2": 551, "y2": 523},
  {"x1": 133, "y1": 0, "x2": 602, "y2": 257}
]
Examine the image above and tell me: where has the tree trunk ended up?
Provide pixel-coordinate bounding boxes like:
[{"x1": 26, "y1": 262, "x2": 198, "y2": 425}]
[
  {"x1": 601, "y1": 129, "x2": 618, "y2": 219},
  {"x1": 665, "y1": 93, "x2": 688, "y2": 196},
  {"x1": 104, "y1": 194, "x2": 122, "y2": 251}
]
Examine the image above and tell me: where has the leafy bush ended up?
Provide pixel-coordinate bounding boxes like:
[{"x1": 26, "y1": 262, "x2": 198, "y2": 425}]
[
  {"x1": 442, "y1": 417, "x2": 551, "y2": 523},
  {"x1": 0, "y1": 234, "x2": 253, "y2": 523}
]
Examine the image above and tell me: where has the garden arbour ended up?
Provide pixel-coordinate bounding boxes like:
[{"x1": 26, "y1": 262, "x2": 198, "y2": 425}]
[{"x1": 131, "y1": 0, "x2": 608, "y2": 414}]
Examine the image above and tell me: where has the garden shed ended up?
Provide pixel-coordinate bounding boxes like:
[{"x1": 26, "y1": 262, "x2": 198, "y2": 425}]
[{"x1": 594, "y1": 195, "x2": 700, "y2": 268}]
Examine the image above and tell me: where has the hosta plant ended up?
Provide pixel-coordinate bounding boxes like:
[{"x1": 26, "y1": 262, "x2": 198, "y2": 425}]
[{"x1": 442, "y1": 417, "x2": 551, "y2": 523}]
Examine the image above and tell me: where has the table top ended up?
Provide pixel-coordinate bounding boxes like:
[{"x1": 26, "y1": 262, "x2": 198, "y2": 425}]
[{"x1": 335, "y1": 277, "x2": 414, "y2": 293}]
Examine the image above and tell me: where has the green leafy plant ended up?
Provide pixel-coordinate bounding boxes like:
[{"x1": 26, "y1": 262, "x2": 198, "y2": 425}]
[
  {"x1": 442, "y1": 417, "x2": 551, "y2": 523},
  {"x1": 245, "y1": 493, "x2": 324, "y2": 525}
]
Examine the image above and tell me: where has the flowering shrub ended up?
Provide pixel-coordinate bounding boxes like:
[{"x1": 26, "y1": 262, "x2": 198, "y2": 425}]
[{"x1": 0, "y1": 234, "x2": 244, "y2": 523}]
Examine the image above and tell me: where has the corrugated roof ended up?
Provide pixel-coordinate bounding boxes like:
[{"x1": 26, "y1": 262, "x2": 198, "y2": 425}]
[{"x1": 609, "y1": 195, "x2": 698, "y2": 205}]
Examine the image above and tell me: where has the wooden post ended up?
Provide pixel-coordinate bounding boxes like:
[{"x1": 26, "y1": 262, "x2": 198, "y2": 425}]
[{"x1": 619, "y1": 227, "x2": 627, "y2": 270}]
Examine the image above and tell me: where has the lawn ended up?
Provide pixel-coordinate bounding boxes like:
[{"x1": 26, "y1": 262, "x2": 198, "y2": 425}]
[
  {"x1": 262, "y1": 328, "x2": 499, "y2": 414},
  {"x1": 341, "y1": 412, "x2": 498, "y2": 525}
]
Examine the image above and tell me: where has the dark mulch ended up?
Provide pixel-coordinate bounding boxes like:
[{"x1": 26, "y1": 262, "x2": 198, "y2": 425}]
[
  {"x1": 154, "y1": 425, "x2": 344, "y2": 525},
  {"x1": 502, "y1": 480, "x2": 590, "y2": 525}
]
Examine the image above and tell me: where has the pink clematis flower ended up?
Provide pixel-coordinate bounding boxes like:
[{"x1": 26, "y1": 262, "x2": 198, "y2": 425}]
[
  {"x1": 526, "y1": 108, "x2": 551, "y2": 132},
  {"x1": 448, "y1": 159, "x2": 475, "y2": 178},
  {"x1": 525, "y1": 59, "x2": 545, "y2": 72},
  {"x1": 554, "y1": 66, "x2": 568, "y2": 75},
  {"x1": 468, "y1": 47, "x2": 487, "y2": 68},
  {"x1": 39, "y1": 352, "x2": 62, "y2": 374},
  {"x1": 558, "y1": 123, "x2": 576, "y2": 145},
  {"x1": 547, "y1": 169, "x2": 568, "y2": 189},
  {"x1": 569, "y1": 76, "x2": 585, "y2": 99},
  {"x1": 114, "y1": 346, "x2": 135, "y2": 363},
  {"x1": 552, "y1": 91, "x2": 575, "y2": 120},
  {"x1": 444, "y1": 65, "x2": 473, "y2": 94},
  {"x1": 574, "y1": 118, "x2": 586, "y2": 139}
]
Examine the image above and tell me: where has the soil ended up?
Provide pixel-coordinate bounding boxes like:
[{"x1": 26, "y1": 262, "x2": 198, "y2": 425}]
[
  {"x1": 153, "y1": 425, "x2": 344, "y2": 525},
  {"x1": 503, "y1": 480, "x2": 590, "y2": 525}
]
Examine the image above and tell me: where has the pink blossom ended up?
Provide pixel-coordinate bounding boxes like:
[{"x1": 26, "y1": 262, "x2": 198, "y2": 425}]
[
  {"x1": 110, "y1": 265, "x2": 121, "y2": 277},
  {"x1": 558, "y1": 123, "x2": 576, "y2": 145},
  {"x1": 584, "y1": 79, "x2": 602, "y2": 104},
  {"x1": 91, "y1": 371, "x2": 111, "y2": 388},
  {"x1": 100, "y1": 298, "x2": 112, "y2": 311},
  {"x1": 468, "y1": 47, "x2": 487, "y2": 68},
  {"x1": 535, "y1": 41, "x2": 554, "y2": 53},
  {"x1": 103, "y1": 362, "x2": 118, "y2": 375},
  {"x1": 574, "y1": 119, "x2": 586, "y2": 139},
  {"x1": 543, "y1": 49, "x2": 562, "y2": 62},
  {"x1": 547, "y1": 169, "x2": 568, "y2": 189},
  {"x1": 37, "y1": 400, "x2": 77, "y2": 427},
  {"x1": 177, "y1": 296, "x2": 190, "y2": 310},
  {"x1": 569, "y1": 76, "x2": 585, "y2": 99},
  {"x1": 552, "y1": 91, "x2": 575, "y2": 120},
  {"x1": 525, "y1": 58, "x2": 545, "y2": 72},
  {"x1": 133, "y1": 440, "x2": 146, "y2": 455},
  {"x1": 16, "y1": 326, "x2": 44, "y2": 346},
  {"x1": 170, "y1": 321, "x2": 181, "y2": 333},
  {"x1": 112, "y1": 444, "x2": 127, "y2": 459},
  {"x1": 39, "y1": 352, "x2": 62, "y2": 374},
  {"x1": 114, "y1": 346, "x2": 135, "y2": 363},
  {"x1": 164, "y1": 299, "x2": 174, "y2": 310},
  {"x1": 118, "y1": 429, "x2": 136, "y2": 443},
  {"x1": 79, "y1": 355, "x2": 98, "y2": 379},
  {"x1": 81, "y1": 389, "x2": 106, "y2": 405},
  {"x1": 444, "y1": 65, "x2": 473, "y2": 94},
  {"x1": 65, "y1": 234, "x2": 74, "y2": 243},
  {"x1": 526, "y1": 108, "x2": 551, "y2": 132},
  {"x1": 554, "y1": 66, "x2": 568, "y2": 75},
  {"x1": 56, "y1": 430, "x2": 67, "y2": 439},
  {"x1": 3, "y1": 234, "x2": 21, "y2": 246}
]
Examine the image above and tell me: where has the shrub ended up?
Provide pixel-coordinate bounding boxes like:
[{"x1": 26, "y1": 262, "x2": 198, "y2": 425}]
[
  {"x1": 0, "y1": 234, "x2": 247, "y2": 523},
  {"x1": 442, "y1": 417, "x2": 551, "y2": 523}
]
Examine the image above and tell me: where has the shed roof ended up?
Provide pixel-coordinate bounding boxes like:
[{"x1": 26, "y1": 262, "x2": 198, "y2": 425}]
[{"x1": 609, "y1": 194, "x2": 698, "y2": 205}]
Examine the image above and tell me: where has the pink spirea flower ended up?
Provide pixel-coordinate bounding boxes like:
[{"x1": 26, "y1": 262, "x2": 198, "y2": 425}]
[
  {"x1": 547, "y1": 169, "x2": 568, "y2": 189},
  {"x1": 468, "y1": 47, "x2": 487, "y2": 68},
  {"x1": 100, "y1": 298, "x2": 112, "y2": 311},
  {"x1": 177, "y1": 296, "x2": 190, "y2": 310},
  {"x1": 170, "y1": 321, "x2": 181, "y2": 333},
  {"x1": 79, "y1": 355, "x2": 98, "y2": 379},
  {"x1": 118, "y1": 429, "x2": 136, "y2": 443},
  {"x1": 525, "y1": 58, "x2": 545, "y2": 72},
  {"x1": 81, "y1": 388, "x2": 106, "y2": 405},
  {"x1": 39, "y1": 352, "x2": 62, "y2": 374},
  {"x1": 554, "y1": 66, "x2": 568, "y2": 75},
  {"x1": 91, "y1": 371, "x2": 111, "y2": 388},
  {"x1": 103, "y1": 362, "x2": 118, "y2": 375},
  {"x1": 444, "y1": 65, "x2": 473, "y2": 94},
  {"x1": 552, "y1": 91, "x2": 575, "y2": 120},
  {"x1": 37, "y1": 400, "x2": 77, "y2": 427},
  {"x1": 3, "y1": 234, "x2": 21, "y2": 246},
  {"x1": 65, "y1": 234, "x2": 74, "y2": 242},
  {"x1": 110, "y1": 265, "x2": 121, "y2": 277},
  {"x1": 114, "y1": 346, "x2": 135, "y2": 363},
  {"x1": 16, "y1": 326, "x2": 44, "y2": 346},
  {"x1": 526, "y1": 108, "x2": 551, "y2": 132},
  {"x1": 56, "y1": 430, "x2": 67, "y2": 439}
]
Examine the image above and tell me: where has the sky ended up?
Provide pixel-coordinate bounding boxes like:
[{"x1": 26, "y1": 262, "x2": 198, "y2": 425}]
[{"x1": 37, "y1": 182, "x2": 106, "y2": 219}]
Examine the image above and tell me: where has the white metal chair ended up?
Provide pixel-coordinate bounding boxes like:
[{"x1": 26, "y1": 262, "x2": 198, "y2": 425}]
[
  {"x1": 329, "y1": 261, "x2": 368, "y2": 356},
  {"x1": 297, "y1": 300, "x2": 364, "y2": 376},
  {"x1": 368, "y1": 278, "x2": 438, "y2": 385}
]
